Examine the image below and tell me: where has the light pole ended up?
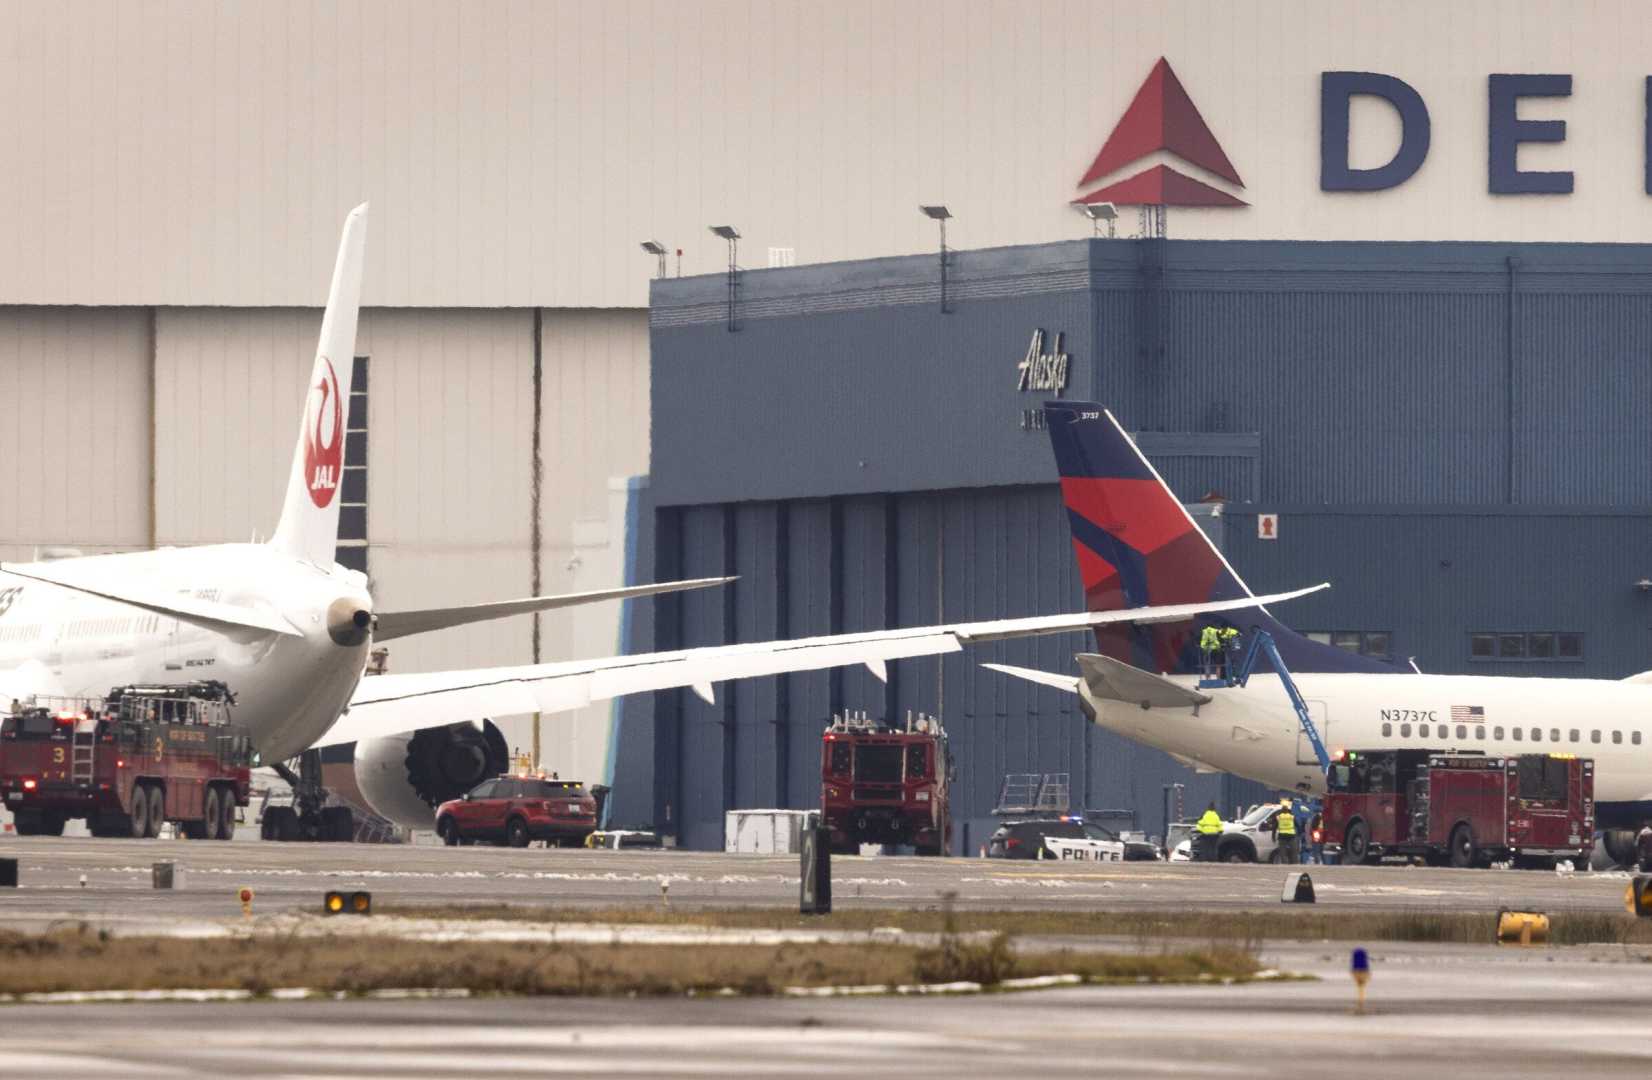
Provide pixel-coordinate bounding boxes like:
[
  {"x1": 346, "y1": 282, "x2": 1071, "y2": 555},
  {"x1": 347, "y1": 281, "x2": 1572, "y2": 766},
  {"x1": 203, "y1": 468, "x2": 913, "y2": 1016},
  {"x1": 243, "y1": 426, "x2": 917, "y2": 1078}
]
[
  {"x1": 920, "y1": 205, "x2": 952, "y2": 313},
  {"x1": 1073, "y1": 201, "x2": 1118, "y2": 238},
  {"x1": 709, "y1": 226, "x2": 741, "y2": 331}
]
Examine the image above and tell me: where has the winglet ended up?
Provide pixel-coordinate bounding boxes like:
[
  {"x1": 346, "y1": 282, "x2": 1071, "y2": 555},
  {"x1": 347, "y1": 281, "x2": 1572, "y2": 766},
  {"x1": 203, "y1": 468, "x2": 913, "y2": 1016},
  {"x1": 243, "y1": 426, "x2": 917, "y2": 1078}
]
[{"x1": 271, "y1": 202, "x2": 369, "y2": 567}]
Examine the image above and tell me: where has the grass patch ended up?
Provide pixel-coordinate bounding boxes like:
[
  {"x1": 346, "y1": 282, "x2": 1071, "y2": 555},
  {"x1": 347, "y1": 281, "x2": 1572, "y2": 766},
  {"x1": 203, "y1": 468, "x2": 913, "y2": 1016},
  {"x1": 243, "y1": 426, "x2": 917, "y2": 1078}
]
[
  {"x1": 383, "y1": 903, "x2": 1652, "y2": 946},
  {"x1": 0, "y1": 925, "x2": 1263, "y2": 998}
]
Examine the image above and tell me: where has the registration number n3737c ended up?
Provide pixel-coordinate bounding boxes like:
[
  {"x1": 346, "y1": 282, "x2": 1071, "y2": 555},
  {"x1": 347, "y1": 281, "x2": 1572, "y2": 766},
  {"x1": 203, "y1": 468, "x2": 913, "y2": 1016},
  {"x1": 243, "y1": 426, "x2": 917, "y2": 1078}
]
[{"x1": 1378, "y1": 708, "x2": 1437, "y2": 723}]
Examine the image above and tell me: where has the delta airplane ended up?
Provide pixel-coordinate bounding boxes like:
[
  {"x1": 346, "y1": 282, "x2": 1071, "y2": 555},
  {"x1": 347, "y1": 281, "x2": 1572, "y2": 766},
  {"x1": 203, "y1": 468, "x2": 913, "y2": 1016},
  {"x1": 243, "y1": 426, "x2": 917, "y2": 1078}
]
[
  {"x1": 0, "y1": 206, "x2": 1320, "y2": 834},
  {"x1": 988, "y1": 402, "x2": 1652, "y2": 864}
]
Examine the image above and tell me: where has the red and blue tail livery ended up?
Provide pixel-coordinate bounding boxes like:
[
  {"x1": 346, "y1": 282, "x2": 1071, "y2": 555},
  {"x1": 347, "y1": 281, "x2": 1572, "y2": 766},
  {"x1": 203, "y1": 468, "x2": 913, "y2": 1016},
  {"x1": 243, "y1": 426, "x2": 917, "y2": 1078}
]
[{"x1": 1044, "y1": 402, "x2": 1395, "y2": 676}]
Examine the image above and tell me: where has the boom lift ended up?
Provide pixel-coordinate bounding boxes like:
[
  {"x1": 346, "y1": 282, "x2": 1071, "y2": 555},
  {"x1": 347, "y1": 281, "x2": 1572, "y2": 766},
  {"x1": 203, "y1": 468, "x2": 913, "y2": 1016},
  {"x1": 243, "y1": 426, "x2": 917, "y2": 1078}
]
[{"x1": 1201, "y1": 629, "x2": 1331, "y2": 774}]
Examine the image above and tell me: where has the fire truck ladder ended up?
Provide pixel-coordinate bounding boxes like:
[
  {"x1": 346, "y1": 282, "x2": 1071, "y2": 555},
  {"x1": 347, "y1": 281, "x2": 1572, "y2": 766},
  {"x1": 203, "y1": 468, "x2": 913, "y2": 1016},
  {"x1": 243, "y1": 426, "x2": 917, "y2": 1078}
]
[
  {"x1": 70, "y1": 717, "x2": 98, "y2": 785},
  {"x1": 1200, "y1": 630, "x2": 1331, "y2": 774}
]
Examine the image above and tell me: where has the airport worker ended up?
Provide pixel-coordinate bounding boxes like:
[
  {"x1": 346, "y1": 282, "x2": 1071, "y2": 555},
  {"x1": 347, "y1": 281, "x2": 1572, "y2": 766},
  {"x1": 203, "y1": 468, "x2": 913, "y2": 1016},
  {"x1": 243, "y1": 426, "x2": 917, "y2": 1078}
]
[
  {"x1": 1199, "y1": 626, "x2": 1222, "y2": 678},
  {"x1": 1194, "y1": 802, "x2": 1223, "y2": 861},
  {"x1": 1218, "y1": 626, "x2": 1241, "y2": 678},
  {"x1": 1292, "y1": 795, "x2": 1316, "y2": 863},
  {"x1": 1637, "y1": 824, "x2": 1652, "y2": 872},
  {"x1": 1274, "y1": 797, "x2": 1300, "y2": 865}
]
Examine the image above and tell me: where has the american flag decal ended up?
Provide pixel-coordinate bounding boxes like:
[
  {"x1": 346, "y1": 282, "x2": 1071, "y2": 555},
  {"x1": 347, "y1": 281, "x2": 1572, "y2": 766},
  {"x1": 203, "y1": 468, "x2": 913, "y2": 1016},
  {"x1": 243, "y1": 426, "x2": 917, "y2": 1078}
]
[{"x1": 1450, "y1": 705, "x2": 1484, "y2": 722}]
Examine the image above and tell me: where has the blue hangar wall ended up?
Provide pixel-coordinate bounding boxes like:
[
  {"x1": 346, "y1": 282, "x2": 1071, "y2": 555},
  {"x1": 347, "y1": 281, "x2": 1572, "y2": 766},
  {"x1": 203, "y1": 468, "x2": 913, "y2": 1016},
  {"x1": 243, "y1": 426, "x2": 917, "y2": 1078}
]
[{"x1": 610, "y1": 237, "x2": 1652, "y2": 852}]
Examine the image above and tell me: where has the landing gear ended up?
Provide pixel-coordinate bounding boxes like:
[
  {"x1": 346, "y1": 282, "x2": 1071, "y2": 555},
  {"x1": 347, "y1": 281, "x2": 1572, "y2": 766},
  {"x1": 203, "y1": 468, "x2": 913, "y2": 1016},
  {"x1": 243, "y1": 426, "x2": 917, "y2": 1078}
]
[{"x1": 263, "y1": 750, "x2": 355, "y2": 842}]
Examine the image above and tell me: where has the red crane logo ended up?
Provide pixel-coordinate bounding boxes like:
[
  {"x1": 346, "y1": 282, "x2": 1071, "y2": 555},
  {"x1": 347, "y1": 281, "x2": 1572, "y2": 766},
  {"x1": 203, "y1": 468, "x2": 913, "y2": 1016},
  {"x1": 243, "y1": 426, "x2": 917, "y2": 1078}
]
[{"x1": 304, "y1": 357, "x2": 344, "y2": 508}]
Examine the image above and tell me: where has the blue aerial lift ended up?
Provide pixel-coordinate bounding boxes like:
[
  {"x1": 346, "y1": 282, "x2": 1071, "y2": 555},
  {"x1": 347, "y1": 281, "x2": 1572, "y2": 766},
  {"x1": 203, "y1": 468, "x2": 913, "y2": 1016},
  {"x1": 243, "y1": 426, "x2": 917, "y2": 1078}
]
[{"x1": 1198, "y1": 630, "x2": 1332, "y2": 774}]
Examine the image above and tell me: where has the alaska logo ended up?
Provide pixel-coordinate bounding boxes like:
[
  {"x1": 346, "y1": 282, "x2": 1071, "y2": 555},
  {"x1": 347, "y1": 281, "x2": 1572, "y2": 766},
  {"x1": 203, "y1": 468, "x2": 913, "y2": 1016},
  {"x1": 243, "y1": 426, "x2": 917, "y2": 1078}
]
[
  {"x1": 303, "y1": 356, "x2": 344, "y2": 508},
  {"x1": 1074, "y1": 57, "x2": 1246, "y2": 209}
]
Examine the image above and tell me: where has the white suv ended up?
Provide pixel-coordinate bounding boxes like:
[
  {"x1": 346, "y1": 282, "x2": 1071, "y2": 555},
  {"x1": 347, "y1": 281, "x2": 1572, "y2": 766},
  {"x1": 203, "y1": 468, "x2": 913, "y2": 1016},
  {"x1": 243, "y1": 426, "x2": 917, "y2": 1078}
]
[{"x1": 1170, "y1": 803, "x2": 1291, "y2": 863}]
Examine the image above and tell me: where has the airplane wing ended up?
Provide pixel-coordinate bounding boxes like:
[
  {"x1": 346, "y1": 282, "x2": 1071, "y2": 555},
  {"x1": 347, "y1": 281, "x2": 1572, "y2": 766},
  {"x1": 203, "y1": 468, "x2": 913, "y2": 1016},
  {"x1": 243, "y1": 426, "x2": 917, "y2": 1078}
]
[
  {"x1": 372, "y1": 577, "x2": 734, "y2": 642},
  {"x1": 0, "y1": 563, "x2": 301, "y2": 638},
  {"x1": 314, "y1": 583, "x2": 1327, "y2": 748}
]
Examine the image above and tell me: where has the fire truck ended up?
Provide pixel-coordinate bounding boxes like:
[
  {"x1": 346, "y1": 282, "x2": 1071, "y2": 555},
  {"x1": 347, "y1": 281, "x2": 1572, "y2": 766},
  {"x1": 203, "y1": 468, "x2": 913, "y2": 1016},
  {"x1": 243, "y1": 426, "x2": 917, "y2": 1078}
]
[
  {"x1": 0, "y1": 682, "x2": 253, "y2": 839},
  {"x1": 1322, "y1": 748, "x2": 1593, "y2": 868},
  {"x1": 820, "y1": 710, "x2": 951, "y2": 856}
]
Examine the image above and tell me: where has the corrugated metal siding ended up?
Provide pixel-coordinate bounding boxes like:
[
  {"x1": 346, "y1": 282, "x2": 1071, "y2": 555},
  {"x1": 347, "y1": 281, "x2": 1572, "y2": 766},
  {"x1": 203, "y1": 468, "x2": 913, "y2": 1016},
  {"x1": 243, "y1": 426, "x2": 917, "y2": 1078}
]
[
  {"x1": 7, "y1": 2, "x2": 1652, "y2": 307},
  {"x1": 0, "y1": 307, "x2": 152, "y2": 561},
  {"x1": 624, "y1": 483, "x2": 1270, "y2": 850}
]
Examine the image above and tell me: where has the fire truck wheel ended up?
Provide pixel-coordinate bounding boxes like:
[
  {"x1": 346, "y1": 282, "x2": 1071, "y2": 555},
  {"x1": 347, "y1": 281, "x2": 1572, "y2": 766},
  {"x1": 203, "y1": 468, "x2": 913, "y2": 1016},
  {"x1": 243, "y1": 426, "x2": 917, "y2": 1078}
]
[
  {"x1": 143, "y1": 784, "x2": 165, "y2": 839},
  {"x1": 203, "y1": 788, "x2": 223, "y2": 841},
  {"x1": 505, "y1": 816, "x2": 530, "y2": 848},
  {"x1": 218, "y1": 792, "x2": 236, "y2": 841},
  {"x1": 128, "y1": 785, "x2": 150, "y2": 839},
  {"x1": 1448, "y1": 823, "x2": 1477, "y2": 869},
  {"x1": 1343, "y1": 819, "x2": 1371, "y2": 865}
]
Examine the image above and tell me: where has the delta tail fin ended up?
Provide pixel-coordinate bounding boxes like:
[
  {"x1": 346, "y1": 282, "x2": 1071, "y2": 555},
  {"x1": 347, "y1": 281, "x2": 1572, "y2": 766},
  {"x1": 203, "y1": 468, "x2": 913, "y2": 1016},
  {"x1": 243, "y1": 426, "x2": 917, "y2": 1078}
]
[
  {"x1": 1044, "y1": 401, "x2": 1394, "y2": 675},
  {"x1": 271, "y1": 202, "x2": 369, "y2": 567}
]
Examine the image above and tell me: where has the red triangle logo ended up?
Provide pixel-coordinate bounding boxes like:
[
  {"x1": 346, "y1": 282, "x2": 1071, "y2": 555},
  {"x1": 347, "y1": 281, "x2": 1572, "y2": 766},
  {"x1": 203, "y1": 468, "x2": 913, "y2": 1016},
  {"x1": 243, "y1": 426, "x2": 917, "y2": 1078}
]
[
  {"x1": 1078, "y1": 57, "x2": 1244, "y2": 191},
  {"x1": 1077, "y1": 165, "x2": 1246, "y2": 208}
]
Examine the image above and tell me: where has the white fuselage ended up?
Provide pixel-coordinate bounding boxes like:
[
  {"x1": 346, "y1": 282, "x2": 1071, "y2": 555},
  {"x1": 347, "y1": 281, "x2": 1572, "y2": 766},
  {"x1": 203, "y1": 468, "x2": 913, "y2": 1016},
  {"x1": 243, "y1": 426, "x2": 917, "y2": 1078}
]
[
  {"x1": 0, "y1": 545, "x2": 372, "y2": 762},
  {"x1": 1092, "y1": 672, "x2": 1652, "y2": 805}
]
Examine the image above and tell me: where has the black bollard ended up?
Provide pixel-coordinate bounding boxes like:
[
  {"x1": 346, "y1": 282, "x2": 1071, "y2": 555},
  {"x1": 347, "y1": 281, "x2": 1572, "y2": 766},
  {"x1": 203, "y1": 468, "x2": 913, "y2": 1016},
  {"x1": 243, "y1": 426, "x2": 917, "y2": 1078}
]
[
  {"x1": 800, "y1": 825, "x2": 832, "y2": 915},
  {"x1": 0, "y1": 857, "x2": 16, "y2": 888}
]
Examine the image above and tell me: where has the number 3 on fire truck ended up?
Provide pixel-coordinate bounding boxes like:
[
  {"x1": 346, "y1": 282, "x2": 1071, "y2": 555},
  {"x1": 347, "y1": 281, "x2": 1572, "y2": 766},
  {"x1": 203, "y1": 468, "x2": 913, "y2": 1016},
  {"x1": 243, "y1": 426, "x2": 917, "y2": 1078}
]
[{"x1": 52, "y1": 746, "x2": 64, "y2": 764}]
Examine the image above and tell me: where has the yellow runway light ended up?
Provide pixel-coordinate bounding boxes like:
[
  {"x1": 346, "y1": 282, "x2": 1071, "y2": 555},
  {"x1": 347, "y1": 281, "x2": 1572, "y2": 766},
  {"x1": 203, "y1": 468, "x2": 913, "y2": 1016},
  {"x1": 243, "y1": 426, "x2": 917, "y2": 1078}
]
[
  {"x1": 1626, "y1": 876, "x2": 1652, "y2": 918},
  {"x1": 324, "y1": 890, "x2": 372, "y2": 916}
]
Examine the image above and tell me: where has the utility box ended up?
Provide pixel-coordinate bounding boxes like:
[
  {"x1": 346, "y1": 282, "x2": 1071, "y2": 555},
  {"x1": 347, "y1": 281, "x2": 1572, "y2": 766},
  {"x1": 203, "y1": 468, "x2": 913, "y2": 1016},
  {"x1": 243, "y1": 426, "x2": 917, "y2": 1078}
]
[{"x1": 724, "y1": 809, "x2": 817, "y2": 854}]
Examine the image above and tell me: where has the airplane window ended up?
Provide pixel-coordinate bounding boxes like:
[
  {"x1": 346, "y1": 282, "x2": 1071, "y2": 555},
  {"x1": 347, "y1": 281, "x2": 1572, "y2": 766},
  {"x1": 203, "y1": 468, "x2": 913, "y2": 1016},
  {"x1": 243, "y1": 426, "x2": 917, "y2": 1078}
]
[
  {"x1": 1493, "y1": 726, "x2": 1504, "y2": 739},
  {"x1": 1531, "y1": 728, "x2": 1542, "y2": 742},
  {"x1": 1512, "y1": 727, "x2": 1522, "y2": 741},
  {"x1": 1591, "y1": 730, "x2": 1601, "y2": 744},
  {"x1": 1382, "y1": 722, "x2": 1392, "y2": 737},
  {"x1": 1613, "y1": 731, "x2": 1623, "y2": 744},
  {"x1": 1569, "y1": 729, "x2": 1579, "y2": 742},
  {"x1": 1400, "y1": 723, "x2": 1412, "y2": 737},
  {"x1": 1635, "y1": 732, "x2": 1643, "y2": 746},
  {"x1": 1437, "y1": 724, "x2": 1448, "y2": 739},
  {"x1": 1476, "y1": 726, "x2": 1485, "y2": 740},
  {"x1": 1550, "y1": 728, "x2": 1560, "y2": 742},
  {"x1": 1456, "y1": 725, "x2": 1467, "y2": 740}
]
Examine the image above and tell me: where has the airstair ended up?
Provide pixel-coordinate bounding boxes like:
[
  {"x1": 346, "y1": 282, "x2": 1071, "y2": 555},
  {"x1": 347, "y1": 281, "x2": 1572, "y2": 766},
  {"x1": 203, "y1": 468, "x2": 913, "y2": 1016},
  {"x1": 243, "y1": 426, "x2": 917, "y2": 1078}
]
[{"x1": 993, "y1": 772, "x2": 1071, "y2": 816}]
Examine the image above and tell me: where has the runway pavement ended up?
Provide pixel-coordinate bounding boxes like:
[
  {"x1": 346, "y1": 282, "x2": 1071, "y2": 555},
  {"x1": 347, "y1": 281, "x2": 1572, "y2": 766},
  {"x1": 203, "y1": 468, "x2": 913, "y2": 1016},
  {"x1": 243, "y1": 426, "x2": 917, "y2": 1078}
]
[
  {"x1": 0, "y1": 834, "x2": 1638, "y2": 925},
  {"x1": 1, "y1": 942, "x2": 1649, "y2": 1077}
]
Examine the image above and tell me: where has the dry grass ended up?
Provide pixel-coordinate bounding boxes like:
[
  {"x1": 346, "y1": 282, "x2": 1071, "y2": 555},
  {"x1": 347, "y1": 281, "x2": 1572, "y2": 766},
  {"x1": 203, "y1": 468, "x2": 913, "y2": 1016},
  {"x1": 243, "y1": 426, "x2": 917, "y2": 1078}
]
[
  {"x1": 384, "y1": 903, "x2": 1652, "y2": 946},
  {"x1": 0, "y1": 925, "x2": 1262, "y2": 998}
]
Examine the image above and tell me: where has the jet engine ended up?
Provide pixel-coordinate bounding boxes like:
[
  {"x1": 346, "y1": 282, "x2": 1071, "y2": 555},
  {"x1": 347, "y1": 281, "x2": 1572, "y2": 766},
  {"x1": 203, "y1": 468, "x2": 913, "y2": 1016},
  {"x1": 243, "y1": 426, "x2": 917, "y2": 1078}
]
[{"x1": 352, "y1": 721, "x2": 509, "y2": 829}]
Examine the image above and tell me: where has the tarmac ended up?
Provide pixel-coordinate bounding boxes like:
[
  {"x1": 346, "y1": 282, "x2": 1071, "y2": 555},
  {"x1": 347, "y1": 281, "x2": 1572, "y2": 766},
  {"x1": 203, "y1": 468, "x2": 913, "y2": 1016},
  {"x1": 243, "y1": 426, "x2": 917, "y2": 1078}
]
[
  {"x1": 2, "y1": 836, "x2": 1648, "y2": 1077},
  {"x1": 0, "y1": 835, "x2": 1639, "y2": 924},
  {"x1": 0, "y1": 942, "x2": 1649, "y2": 1077}
]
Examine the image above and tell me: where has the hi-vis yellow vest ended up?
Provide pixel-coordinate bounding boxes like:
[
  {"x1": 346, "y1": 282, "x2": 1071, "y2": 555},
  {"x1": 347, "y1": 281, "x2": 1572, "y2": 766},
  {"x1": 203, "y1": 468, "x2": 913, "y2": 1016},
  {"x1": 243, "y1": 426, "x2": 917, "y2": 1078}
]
[
  {"x1": 1276, "y1": 808, "x2": 1297, "y2": 836},
  {"x1": 1196, "y1": 810, "x2": 1223, "y2": 835}
]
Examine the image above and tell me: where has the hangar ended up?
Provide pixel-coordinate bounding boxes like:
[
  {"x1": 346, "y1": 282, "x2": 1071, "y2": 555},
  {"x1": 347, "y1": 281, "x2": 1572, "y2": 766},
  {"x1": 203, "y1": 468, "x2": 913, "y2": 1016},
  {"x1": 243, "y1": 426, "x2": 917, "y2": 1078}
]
[{"x1": 612, "y1": 236, "x2": 1652, "y2": 851}]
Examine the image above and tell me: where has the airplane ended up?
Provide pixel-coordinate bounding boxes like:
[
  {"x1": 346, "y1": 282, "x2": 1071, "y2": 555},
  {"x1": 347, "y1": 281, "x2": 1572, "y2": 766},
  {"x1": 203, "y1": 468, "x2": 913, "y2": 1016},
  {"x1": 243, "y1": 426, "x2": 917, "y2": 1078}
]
[
  {"x1": 986, "y1": 401, "x2": 1652, "y2": 865},
  {"x1": 0, "y1": 205, "x2": 1325, "y2": 838}
]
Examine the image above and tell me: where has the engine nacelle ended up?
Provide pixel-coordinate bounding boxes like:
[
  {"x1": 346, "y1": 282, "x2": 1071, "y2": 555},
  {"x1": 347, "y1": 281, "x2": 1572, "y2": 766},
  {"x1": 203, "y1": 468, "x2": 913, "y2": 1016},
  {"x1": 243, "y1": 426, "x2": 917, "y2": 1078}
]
[{"x1": 352, "y1": 720, "x2": 508, "y2": 829}]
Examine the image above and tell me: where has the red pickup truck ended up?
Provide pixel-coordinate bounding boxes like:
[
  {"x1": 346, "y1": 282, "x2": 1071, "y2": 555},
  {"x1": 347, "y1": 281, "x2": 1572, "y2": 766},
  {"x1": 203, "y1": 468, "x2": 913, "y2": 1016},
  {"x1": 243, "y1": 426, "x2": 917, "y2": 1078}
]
[{"x1": 434, "y1": 774, "x2": 598, "y2": 848}]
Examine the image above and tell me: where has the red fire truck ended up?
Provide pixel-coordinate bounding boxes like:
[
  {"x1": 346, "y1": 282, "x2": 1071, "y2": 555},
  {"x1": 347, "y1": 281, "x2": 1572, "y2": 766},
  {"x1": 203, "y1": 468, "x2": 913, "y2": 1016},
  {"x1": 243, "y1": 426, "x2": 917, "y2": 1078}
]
[
  {"x1": 0, "y1": 682, "x2": 253, "y2": 839},
  {"x1": 821, "y1": 710, "x2": 951, "y2": 856},
  {"x1": 1323, "y1": 748, "x2": 1593, "y2": 868}
]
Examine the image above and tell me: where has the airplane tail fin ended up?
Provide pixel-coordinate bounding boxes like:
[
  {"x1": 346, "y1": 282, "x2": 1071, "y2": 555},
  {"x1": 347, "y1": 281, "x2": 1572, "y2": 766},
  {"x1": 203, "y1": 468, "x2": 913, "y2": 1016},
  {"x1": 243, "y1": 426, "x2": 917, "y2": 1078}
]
[
  {"x1": 271, "y1": 203, "x2": 369, "y2": 567},
  {"x1": 1044, "y1": 401, "x2": 1393, "y2": 675}
]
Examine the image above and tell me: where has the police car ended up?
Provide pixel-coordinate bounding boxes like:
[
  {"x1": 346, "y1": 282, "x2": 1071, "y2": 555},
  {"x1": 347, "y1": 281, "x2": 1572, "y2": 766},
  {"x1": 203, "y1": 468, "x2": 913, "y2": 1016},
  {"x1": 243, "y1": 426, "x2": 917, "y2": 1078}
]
[{"x1": 986, "y1": 817, "x2": 1160, "y2": 861}]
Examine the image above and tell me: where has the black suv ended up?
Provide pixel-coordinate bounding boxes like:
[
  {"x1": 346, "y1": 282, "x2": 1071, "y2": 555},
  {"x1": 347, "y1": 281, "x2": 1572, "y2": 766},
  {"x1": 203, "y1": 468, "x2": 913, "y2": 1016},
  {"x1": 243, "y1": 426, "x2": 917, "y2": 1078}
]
[{"x1": 986, "y1": 818, "x2": 1160, "y2": 861}]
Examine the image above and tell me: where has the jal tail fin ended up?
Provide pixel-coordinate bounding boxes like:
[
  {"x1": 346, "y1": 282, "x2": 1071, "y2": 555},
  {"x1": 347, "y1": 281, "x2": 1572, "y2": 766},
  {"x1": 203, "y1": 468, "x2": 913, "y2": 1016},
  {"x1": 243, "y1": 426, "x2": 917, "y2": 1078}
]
[
  {"x1": 1045, "y1": 401, "x2": 1394, "y2": 675},
  {"x1": 271, "y1": 202, "x2": 369, "y2": 566}
]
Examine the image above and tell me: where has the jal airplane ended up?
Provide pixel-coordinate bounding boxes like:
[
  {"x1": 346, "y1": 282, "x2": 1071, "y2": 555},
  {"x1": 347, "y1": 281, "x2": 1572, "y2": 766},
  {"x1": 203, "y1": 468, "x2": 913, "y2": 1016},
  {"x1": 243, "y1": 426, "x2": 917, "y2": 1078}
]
[
  {"x1": 0, "y1": 206, "x2": 1320, "y2": 834},
  {"x1": 988, "y1": 402, "x2": 1652, "y2": 864}
]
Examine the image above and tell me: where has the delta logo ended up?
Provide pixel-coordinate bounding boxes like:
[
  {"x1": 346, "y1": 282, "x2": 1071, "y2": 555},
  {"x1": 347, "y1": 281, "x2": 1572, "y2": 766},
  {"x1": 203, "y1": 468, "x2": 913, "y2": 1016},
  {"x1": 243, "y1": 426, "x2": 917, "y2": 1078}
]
[{"x1": 1074, "y1": 57, "x2": 1246, "y2": 210}]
